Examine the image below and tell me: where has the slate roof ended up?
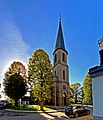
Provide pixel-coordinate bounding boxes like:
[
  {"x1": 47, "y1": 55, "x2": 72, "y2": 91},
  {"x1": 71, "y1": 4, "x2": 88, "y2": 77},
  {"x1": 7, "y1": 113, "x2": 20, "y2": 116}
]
[{"x1": 55, "y1": 20, "x2": 65, "y2": 51}]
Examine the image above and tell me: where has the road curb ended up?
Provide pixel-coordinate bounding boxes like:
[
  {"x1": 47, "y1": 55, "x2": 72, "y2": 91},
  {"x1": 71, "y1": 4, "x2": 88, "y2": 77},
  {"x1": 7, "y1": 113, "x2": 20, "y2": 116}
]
[{"x1": 5, "y1": 109, "x2": 65, "y2": 113}]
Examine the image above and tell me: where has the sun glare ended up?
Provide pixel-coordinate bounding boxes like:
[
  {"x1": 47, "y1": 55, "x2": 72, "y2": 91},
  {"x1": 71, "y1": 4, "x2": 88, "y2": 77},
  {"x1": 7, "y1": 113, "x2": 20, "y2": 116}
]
[{"x1": 3, "y1": 59, "x2": 28, "y2": 75}]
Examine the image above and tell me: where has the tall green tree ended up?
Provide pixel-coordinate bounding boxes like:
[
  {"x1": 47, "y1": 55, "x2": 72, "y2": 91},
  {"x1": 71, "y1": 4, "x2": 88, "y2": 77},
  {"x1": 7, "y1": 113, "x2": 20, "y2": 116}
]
[
  {"x1": 83, "y1": 73, "x2": 92, "y2": 103},
  {"x1": 3, "y1": 61, "x2": 28, "y2": 106},
  {"x1": 3, "y1": 73, "x2": 28, "y2": 106},
  {"x1": 28, "y1": 49, "x2": 53, "y2": 110},
  {"x1": 70, "y1": 83, "x2": 82, "y2": 103}
]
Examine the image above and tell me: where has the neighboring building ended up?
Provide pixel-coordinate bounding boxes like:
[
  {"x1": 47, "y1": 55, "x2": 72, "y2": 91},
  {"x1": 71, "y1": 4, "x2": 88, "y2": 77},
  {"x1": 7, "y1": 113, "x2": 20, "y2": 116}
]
[
  {"x1": 89, "y1": 36, "x2": 103, "y2": 120},
  {"x1": 20, "y1": 96, "x2": 30, "y2": 105},
  {"x1": 52, "y1": 18, "x2": 70, "y2": 106}
]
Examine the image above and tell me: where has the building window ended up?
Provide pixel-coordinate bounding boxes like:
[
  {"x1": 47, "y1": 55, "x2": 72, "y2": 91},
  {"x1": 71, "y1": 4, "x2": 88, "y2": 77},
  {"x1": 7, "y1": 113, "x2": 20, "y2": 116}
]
[
  {"x1": 63, "y1": 86, "x2": 66, "y2": 89},
  {"x1": 54, "y1": 54, "x2": 57, "y2": 63},
  {"x1": 63, "y1": 70, "x2": 65, "y2": 80},
  {"x1": 62, "y1": 53, "x2": 65, "y2": 62},
  {"x1": 55, "y1": 71, "x2": 56, "y2": 77}
]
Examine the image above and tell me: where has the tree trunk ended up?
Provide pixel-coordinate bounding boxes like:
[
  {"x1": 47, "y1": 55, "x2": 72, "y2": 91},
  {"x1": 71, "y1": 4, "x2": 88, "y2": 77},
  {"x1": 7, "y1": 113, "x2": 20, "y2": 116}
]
[
  {"x1": 39, "y1": 100, "x2": 44, "y2": 111},
  {"x1": 15, "y1": 99, "x2": 19, "y2": 107},
  {"x1": 75, "y1": 93, "x2": 77, "y2": 103}
]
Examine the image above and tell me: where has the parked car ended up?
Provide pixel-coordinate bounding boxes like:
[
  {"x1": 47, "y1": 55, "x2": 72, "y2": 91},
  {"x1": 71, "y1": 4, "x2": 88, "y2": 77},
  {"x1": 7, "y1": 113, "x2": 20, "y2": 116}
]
[
  {"x1": 0, "y1": 102, "x2": 4, "y2": 110},
  {"x1": 0, "y1": 100, "x2": 12, "y2": 109},
  {"x1": 65, "y1": 105, "x2": 90, "y2": 118}
]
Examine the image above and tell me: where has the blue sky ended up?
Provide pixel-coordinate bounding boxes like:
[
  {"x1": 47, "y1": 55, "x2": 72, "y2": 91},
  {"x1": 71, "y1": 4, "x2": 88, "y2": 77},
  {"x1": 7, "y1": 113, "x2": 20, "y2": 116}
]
[{"x1": 0, "y1": 0, "x2": 103, "y2": 85}]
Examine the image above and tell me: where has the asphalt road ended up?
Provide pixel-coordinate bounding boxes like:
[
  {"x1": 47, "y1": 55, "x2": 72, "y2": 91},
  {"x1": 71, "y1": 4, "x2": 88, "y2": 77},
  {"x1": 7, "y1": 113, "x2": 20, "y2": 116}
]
[{"x1": 0, "y1": 110, "x2": 93, "y2": 120}]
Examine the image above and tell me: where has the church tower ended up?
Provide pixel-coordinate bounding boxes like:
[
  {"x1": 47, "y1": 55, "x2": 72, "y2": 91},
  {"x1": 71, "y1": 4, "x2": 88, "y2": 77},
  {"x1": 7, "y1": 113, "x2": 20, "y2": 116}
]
[{"x1": 53, "y1": 18, "x2": 70, "y2": 106}]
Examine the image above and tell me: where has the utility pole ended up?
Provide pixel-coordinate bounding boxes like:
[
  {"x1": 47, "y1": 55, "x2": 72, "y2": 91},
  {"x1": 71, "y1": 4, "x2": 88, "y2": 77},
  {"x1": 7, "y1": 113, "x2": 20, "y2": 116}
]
[{"x1": 55, "y1": 82, "x2": 56, "y2": 107}]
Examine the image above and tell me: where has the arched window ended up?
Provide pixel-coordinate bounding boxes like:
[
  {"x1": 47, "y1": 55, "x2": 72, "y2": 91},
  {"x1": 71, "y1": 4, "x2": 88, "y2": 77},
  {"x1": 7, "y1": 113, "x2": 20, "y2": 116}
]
[
  {"x1": 63, "y1": 70, "x2": 65, "y2": 80},
  {"x1": 55, "y1": 71, "x2": 56, "y2": 76},
  {"x1": 62, "y1": 53, "x2": 65, "y2": 62},
  {"x1": 54, "y1": 54, "x2": 57, "y2": 63}
]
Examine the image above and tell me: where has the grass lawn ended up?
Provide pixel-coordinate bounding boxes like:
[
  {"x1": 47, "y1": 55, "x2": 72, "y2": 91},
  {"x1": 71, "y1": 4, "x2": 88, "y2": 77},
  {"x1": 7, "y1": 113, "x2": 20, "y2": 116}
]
[{"x1": 12, "y1": 105, "x2": 53, "y2": 111}]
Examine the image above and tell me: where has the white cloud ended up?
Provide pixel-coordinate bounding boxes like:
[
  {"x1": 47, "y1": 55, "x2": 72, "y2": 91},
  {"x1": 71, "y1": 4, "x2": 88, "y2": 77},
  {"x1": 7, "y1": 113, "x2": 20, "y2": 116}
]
[{"x1": 0, "y1": 20, "x2": 29, "y2": 82}]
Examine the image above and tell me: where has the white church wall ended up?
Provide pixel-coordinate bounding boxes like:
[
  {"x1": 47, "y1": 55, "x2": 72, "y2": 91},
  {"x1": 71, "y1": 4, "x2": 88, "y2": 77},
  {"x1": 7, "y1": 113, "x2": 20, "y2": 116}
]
[{"x1": 92, "y1": 75, "x2": 103, "y2": 117}]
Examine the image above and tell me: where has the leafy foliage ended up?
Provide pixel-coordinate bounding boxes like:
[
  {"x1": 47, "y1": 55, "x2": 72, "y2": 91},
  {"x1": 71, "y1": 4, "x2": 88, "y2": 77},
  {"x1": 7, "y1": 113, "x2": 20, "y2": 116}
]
[
  {"x1": 3, "y1": 61, "x2": 28, "y2": 106},
  {"x1": 70, "y1": 83, "x2": 83, "y2": 103},
  {"x1": 83, "y1": 74, "x2": 92, "y2": 103},
  {"x1": 5, "y1": 61, "x2": 27, "y2": 80},
  {"x1": 3, "y1": 73, "x2": 28, "y2": 106},
  {"x1": 28, "y1": 49, "x2": 53, "y2": 110}
]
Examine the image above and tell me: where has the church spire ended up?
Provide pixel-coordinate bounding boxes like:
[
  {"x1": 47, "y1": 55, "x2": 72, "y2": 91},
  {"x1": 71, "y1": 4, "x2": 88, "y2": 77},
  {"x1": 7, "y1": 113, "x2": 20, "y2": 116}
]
[{"x1": 55, "y1": 16, "x2": 66, "y2": 51}]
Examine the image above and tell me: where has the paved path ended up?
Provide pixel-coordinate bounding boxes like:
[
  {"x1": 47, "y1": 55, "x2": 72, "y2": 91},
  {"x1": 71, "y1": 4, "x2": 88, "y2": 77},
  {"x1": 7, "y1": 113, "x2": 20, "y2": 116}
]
[{"x1": 0, "y1": 110, "x2": 93, "y2": 120}]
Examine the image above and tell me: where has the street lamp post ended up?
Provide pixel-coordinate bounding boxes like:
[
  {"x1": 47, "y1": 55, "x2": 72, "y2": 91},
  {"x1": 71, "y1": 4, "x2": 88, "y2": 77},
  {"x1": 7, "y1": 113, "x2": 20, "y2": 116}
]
[
  {"x1": 55, "y1": 82, "x2": 56, "y2": 107},
  {"x1": 63, "y1": 93, "x2": 65, "y2": 108}
]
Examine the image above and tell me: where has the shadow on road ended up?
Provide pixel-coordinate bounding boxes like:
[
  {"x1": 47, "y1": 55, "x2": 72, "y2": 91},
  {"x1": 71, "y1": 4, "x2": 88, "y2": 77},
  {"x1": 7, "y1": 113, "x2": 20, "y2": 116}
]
[{"x1": 41, "y1": 111, "x2": 70, "y2": 120}]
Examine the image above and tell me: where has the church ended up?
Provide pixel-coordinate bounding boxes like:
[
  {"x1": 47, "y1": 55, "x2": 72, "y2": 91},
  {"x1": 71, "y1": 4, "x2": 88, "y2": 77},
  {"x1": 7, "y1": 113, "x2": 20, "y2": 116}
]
[{"x1": 52, "y1": 18, "x2": 70, "y2": 106}]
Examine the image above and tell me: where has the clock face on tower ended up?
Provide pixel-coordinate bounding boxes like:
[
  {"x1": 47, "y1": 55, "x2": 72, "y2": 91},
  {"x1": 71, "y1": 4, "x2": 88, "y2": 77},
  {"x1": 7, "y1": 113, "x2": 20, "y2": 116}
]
[{"x1": 98, "y1": 37, "x2": 103, "y2": 50}]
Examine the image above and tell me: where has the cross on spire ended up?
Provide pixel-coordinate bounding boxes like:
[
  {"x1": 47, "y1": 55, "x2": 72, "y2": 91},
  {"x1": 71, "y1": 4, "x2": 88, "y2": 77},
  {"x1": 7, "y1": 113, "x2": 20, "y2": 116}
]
[{"x1": 59, "y1": 13, "x2": 62, "y2": 21}]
